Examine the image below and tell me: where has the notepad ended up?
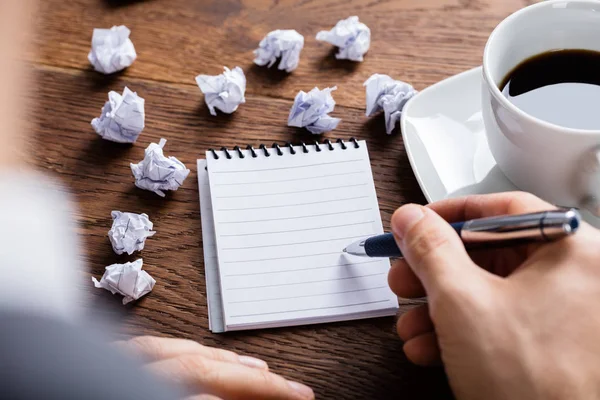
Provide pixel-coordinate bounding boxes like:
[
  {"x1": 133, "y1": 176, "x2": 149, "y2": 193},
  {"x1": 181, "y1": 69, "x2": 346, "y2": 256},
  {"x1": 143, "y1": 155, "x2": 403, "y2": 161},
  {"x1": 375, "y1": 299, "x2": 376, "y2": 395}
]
[{"x1": 197, "y1": 140, "x2": 398, "y2": 332}]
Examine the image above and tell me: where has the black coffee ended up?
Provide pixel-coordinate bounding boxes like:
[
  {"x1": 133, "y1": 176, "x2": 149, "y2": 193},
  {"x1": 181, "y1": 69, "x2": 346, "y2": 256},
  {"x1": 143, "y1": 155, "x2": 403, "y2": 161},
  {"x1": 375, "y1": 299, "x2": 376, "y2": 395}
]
[{"x1": 500, "y1": 49, "x2": 600, "y2": 130}]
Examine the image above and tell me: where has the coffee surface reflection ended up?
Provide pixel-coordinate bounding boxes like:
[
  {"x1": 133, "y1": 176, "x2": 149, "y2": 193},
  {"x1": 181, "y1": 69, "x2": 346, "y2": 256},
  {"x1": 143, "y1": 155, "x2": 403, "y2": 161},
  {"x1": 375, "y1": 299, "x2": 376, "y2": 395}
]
[{"x1": 501, "y1": 49, "x2": 600, "y2": 130}]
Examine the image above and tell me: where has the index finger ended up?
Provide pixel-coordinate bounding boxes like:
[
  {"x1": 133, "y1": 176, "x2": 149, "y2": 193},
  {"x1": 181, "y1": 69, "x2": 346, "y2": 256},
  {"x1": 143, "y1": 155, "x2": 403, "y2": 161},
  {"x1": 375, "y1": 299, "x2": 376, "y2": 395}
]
[
  {"x1": 114, "y1": 336, "x2": 268, "y2": 370},
  {"x1": 146, "y1": 356, "x2": 314, "y2": 400},
  {"x1": 427, "y1": 192, "x2": 555, "y2": 223}
]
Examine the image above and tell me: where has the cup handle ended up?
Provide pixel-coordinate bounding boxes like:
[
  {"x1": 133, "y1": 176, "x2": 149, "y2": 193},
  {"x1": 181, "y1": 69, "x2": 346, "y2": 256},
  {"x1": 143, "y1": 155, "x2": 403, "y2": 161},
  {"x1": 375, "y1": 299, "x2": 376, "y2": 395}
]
[{"x1": 580, "y1": 147, "x2": 600, "y2": 217}]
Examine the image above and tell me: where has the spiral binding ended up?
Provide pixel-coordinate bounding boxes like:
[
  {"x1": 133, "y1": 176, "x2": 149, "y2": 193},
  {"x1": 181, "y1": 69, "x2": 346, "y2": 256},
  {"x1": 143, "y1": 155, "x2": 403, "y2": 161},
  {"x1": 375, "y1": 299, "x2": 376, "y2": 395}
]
[{"x1": 208, "y1": 138, "x2": 359, "y2": 160}]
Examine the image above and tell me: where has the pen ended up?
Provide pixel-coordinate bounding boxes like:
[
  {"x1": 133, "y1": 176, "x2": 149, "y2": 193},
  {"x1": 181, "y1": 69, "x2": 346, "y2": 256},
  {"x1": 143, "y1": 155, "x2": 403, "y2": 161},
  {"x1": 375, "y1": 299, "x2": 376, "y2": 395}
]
[{"x1": 343, "y1": 209, "x2": 581, "y2": 258}]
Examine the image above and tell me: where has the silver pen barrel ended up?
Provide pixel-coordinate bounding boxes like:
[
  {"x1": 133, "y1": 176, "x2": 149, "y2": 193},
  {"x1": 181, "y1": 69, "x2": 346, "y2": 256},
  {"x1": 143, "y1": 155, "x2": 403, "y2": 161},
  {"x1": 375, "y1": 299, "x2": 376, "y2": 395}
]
[{"x1": 460, "y1": 209, "x2": 581, "y2": 243}]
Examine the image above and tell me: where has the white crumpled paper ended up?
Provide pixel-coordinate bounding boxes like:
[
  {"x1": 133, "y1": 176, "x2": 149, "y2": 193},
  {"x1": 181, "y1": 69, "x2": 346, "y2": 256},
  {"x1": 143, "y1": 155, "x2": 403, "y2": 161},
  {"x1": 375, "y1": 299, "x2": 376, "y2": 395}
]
[
  {"x1": 88, "y1": 25, "x2": 137, "y2": 74},
  {"x1": 130, "y1": 138, "x2": 190, "y2": 197},
  {"x1": 195, "y1": 67, "x2": 246, "y2": 116},
  {"x1": 364, "y1": 74, "x2": 418, "y2": 134},
  {"x1": 316, "y1": 16, "x2": 370, "y2": 62},
  {"x1": 108, "y1": 211, "x2": 156, "y2": 255},
  {"x1": 288, "y1": 86, "x2": 341, "y2": 134},
  {"x1": 253, "y1": 30, "x2": 304, "y2": 73},
  {"x1": 91, "y1": 87, "x2": 145, "y2": 143},
  {"x1": 92, "y1": 259, "x2": 155, "y2": 305}
]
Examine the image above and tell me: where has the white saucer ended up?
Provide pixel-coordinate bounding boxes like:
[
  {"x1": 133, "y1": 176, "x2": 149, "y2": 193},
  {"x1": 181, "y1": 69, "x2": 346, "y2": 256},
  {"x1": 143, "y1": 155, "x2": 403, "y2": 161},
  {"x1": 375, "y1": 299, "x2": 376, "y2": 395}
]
[{"x1": 400, "y1": 66, "x2": 600, "y2": 226}]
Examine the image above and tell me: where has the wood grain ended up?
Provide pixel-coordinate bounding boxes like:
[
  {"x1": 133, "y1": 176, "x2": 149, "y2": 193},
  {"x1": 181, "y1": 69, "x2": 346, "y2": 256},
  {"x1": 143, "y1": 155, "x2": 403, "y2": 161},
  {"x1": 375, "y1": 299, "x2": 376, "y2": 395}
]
[
  {"x1": 29, "y1": 0, "x2": 536, "y2": 109},
  {"x1": 30, "y1": 0, "x2": 533, "y2": 398}
]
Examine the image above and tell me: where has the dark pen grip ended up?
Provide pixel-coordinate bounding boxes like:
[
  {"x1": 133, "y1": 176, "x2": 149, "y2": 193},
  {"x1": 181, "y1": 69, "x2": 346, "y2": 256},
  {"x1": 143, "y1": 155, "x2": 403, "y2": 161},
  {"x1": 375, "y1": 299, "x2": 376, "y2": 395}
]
[{"x1": 363, "y1": 223, "x2": 465, "y2": 258}]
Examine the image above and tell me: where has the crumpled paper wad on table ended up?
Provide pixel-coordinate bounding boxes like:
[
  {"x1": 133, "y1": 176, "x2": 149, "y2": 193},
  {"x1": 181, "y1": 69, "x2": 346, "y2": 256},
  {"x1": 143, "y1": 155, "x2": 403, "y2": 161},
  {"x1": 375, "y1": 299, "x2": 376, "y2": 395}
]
[
  {"x1": 195, "y1": 67, "x2": 246, "y2": 115},
  {"x1": 316, "y1": 16, "x2": 370, "y2": 62},
  {"x1": 254, "y1": 30, "x2": 304, "y2": 73},
  {"x1": 364, "y1": 74, "x2": 418, "y2": 134},
  {"x1": 108, "y1": 211, "x2": 156, "y2": 255},
  {"x1": 130, "y1": 138, "x2": 190, "y2": 197},
  {"x1": 288, "y1": 86, "x2": 341, "y2": 134},
  {"x1": 88, "y1": 25, "x2": 137, "y2": 74},
  {"x1": 91, "y1": 87, "x2": 145, "y2": 143},
  {"x1": 92, "y1": 259, "x2": 155, "y2": 305}
]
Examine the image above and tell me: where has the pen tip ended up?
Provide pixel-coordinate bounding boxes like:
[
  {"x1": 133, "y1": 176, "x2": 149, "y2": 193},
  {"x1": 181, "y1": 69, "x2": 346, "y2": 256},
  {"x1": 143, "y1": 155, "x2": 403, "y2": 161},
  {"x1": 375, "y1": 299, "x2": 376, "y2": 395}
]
[{"x1": 342, "y1": 248, "x2": 347, "y2": 253}]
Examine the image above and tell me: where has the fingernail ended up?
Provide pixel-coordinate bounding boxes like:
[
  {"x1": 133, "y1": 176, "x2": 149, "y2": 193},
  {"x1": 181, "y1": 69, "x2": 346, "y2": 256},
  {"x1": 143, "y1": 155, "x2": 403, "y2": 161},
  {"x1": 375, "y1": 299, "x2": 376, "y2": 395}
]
[
  {"x1": 239, "y1": 355, "x2": 268, "y2": 369},
  {"x1": 287, "y1": 380, "x2": 314, "y2": 399},
  {"x1": 392, "y1": 205, "x2": 425, "y2": 240}
]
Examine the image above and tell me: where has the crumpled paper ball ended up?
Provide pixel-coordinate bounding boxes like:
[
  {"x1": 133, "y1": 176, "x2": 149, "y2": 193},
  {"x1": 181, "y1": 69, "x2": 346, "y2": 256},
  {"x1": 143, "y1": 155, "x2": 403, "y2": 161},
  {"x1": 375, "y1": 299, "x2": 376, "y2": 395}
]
[
  {"x1": 108, "y1": 211, "x2": 156, "y2": 255},
  {"x1": 130, "y1": 138, "x2": 190, "y2": 197},
  {"x1": 288, "y1": 86, "x2": 341, "y2": 134},
  {"x1": 364, "y1": 74, "x2": 418, "y2": 134},
  {"x1": 91, "y1": 87, "x2": 145, "y2": 143},
  {"x1": 88, "y1": 25, "x2": 137, "y2": 74},
  {"x1": 195, "y1": 67, "x2": 246, "y2": 116},
  {"x1": 92, "y1": 259, "x2": 155, "y2": 305},
  {"x1": 253, "y1": 30, "x2": 304, "y2": 73},
  {"x1": 316, "y1": 16, "x2": 370, "y2": 62}
]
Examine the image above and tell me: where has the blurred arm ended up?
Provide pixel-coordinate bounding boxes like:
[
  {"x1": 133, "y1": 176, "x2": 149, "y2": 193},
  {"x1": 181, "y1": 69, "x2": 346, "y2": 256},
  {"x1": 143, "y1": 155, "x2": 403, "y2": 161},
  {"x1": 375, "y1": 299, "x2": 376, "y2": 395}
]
[{"x1": 0, "y1": 0, "x2": 34, "y2": 167}]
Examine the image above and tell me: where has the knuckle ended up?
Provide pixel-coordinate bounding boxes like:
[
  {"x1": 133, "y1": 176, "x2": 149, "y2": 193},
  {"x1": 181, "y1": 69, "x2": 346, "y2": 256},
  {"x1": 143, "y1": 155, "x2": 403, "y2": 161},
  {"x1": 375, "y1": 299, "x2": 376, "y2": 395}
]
[
  {"x1": 129, "y1": 336, "x2": 162, "y2": 357},
  {"x1": 208, "y1": 347, "x2": 238, "y2": 363},
  {"x1": 178, "y1": 338, "x2": 204, "y2": 349},
  {"x1": 256, "y1": 369, "x2": 282, "y2": 389},
  {"x1": 508, "y1": 191, "x2": 545, "y2": 211},
  {"x1": 463, "y1": 195, "x2": 480, "y2": 217},
  {"x1": 178, "y1": 354, "x2": 211, "y2": 377},
  {"x1": 513, "y1": 191, "x2": 538, "y2": 202}
]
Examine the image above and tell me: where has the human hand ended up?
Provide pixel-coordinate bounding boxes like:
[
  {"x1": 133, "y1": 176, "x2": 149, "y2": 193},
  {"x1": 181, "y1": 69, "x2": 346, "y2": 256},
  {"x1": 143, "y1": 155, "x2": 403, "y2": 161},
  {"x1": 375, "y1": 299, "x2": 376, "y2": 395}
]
[
  {"x1": 114, "y1": 336, "x2": 314, "y2": 400},
  {"x1": 388, "y1": 192, "x2": 600, "y2": 400}
]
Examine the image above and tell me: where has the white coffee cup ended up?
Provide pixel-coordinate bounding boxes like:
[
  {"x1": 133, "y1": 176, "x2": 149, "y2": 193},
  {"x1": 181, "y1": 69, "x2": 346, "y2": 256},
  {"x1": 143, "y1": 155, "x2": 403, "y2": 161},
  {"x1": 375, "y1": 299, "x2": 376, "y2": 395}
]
[{"x1": 482, "y1": 0, "x2": 600, "y2": 215}]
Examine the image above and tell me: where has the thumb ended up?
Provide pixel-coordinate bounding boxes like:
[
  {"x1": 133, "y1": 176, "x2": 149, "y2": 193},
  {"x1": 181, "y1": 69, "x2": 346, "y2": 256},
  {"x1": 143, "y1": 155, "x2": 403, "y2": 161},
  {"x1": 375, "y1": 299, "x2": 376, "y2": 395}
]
[{"x1": 391, "y1": 204, "x2": 483, "y2": 297}]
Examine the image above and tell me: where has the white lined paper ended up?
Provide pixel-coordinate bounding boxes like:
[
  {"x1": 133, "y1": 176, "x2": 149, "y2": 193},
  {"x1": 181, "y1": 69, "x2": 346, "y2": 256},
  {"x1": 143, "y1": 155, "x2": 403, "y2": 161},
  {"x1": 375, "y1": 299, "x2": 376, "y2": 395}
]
[{"x1": 205, "y1": 141, "x2": 398, "y2": 331}]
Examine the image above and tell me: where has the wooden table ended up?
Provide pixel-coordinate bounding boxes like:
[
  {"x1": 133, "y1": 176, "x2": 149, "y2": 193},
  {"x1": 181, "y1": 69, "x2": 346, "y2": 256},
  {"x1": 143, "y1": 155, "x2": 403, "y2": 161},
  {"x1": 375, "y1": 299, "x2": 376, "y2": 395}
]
[{"x1": 28, "y1": 0, "x2": 531, "y2": 398}]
